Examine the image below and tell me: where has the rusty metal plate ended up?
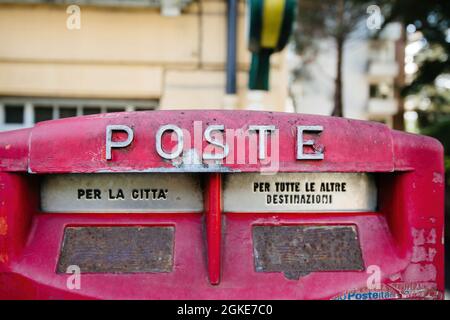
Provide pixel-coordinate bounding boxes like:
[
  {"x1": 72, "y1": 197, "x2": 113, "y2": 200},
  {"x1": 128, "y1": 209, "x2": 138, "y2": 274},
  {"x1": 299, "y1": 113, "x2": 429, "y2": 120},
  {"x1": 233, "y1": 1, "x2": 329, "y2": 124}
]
[
  {"x1": 252, "y1": 225, "x2": 364, "y2": 280},
  {"x1": 41, "y1": 173, "x2": 203, "y2": 213},
  {"x1": 224, "y1": 173, "x2": 377, "y2": 212},
  {"x1": 57, "y1": 226, "x2": 174, "y2": 273}
]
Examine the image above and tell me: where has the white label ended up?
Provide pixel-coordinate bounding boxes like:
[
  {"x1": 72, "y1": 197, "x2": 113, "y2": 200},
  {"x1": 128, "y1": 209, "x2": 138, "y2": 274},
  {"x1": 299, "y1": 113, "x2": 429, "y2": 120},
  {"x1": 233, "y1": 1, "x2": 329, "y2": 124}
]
[
  {"x1": 41, "y1": 173, "x2": 203, "y2": 213},
  {"x1": 223, "y1": 173, "x2": 377, "y2": 212}
]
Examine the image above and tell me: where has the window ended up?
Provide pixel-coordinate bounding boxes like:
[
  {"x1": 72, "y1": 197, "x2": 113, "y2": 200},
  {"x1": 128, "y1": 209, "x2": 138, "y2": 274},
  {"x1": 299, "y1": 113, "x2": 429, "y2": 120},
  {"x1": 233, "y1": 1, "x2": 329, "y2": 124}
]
[
  {"x1": 1, "y1": 98, "x2": 158, "y2": 131},
  {"x1": 34, "y1": 106, "x2": 54, "y2": 123},
  {"x1": 83, "y1": 107, "x2": 102, "y2": 115},
  {"x1": 369, "y1": 83, "x2": 393, "y2": 99},
  {"x1": 5, "y1": 105, "x2": 24, "y2": 124},
  {"x1": 135, "y1": 107, "x2": 155, "y2": 111},
  {"x1": 106, "y1": 107, "x2": 126, "y2": 113},
  {"x1": 0, "y1": 0, "x2": 194, "y2": 8},
  {"x1": 369, "y1": 84, "x2": 378, "y2": 98},
  {"x1": 59, "y1": 107, "x2": 77, "y2": 119}
]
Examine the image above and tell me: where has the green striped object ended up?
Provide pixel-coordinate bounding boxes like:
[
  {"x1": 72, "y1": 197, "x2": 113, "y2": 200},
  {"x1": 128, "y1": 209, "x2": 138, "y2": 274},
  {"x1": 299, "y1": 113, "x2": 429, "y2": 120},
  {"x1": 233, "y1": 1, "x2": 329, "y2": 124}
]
[{"x1": 247, "y1": 0, "x2": 296, "y2": 90}]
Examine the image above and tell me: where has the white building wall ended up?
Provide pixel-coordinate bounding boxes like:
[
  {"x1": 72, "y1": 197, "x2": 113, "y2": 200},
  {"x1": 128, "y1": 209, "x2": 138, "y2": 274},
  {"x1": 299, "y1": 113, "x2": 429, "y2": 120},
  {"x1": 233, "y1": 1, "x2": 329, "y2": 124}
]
[
  {"x1": 292, "y1": 23, "x2": 402, "y2": 124},
  {"x1": 294, "y1": 38, "x2": 370, "y2": 121}
]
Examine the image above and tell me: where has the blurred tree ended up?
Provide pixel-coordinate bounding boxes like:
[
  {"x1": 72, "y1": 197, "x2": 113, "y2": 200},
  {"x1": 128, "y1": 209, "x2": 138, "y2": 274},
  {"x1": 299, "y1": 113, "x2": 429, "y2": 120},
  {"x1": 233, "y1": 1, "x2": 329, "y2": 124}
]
[
  {"x1": 380, "y1": 0, "x2": 450, "y2": 241},
  {"x1": 293, "y1": 0, "x2": 374, "y2": 117},
  {"x1": 380, "y1": 1, "x2": 450, "y2": 169},
  {"x1": 381, "y1": 0, "x2": 450, "y2": 100}
]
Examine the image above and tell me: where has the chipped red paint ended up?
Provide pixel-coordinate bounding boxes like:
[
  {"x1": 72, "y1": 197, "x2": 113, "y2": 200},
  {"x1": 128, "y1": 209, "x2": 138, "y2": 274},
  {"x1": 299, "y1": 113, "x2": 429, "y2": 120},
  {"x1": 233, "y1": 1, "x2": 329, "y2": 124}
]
[
  {"x1": 0, "y1": 110, "x2": 444, "y2": 299},
  {"x1": 19, "y1": 110, "x2": 396, "y2": 173}
]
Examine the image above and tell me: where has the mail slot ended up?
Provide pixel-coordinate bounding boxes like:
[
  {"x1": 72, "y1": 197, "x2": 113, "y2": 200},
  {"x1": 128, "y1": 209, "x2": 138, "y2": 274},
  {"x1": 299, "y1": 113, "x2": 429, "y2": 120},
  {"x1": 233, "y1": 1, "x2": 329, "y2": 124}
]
[{"x1": 0, "y1": 110, "x2": 444, "y2": 300}]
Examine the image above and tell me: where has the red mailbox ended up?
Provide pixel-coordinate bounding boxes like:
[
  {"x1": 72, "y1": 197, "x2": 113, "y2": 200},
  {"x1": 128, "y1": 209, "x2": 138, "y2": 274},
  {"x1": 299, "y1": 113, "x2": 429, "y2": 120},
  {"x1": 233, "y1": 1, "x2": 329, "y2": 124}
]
[{"x1": 0, "y1": 110, "x2": 444, "y2": 299}]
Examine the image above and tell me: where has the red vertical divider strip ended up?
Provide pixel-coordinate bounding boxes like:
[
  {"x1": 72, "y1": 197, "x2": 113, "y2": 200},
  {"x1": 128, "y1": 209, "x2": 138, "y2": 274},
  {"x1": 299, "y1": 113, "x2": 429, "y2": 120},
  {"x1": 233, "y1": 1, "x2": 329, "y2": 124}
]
[{"x1": 205, "y1": 173, "x2": 222, "y2": 285}]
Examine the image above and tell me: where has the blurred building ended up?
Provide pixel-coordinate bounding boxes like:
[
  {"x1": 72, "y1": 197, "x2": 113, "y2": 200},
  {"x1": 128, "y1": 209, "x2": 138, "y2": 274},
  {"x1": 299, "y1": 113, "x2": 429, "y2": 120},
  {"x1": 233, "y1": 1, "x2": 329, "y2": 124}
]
[
  {"x1": 0, "y1": 0, "x2": 289, "y2": 131},
  {"x1": 290, "y1": 23, "x2": 404, "y2": 128}
]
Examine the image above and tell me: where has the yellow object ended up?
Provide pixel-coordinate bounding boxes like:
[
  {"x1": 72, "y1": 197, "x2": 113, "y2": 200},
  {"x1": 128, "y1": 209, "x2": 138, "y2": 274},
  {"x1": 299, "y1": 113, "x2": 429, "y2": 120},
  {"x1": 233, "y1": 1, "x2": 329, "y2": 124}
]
[{"x1": 261, "y1": 0, "x2": 285, "y2": 48}]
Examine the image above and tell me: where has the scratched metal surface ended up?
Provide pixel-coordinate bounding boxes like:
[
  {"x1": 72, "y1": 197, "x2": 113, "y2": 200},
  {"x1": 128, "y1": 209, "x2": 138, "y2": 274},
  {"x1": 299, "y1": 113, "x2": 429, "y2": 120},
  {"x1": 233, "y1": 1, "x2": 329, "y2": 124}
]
[
  {"x1": 57, "y1": 226, "x2": 174, "y2": 273},
  {"x1": 253, "y1": 225, "x2": 364, "y2": 280}
]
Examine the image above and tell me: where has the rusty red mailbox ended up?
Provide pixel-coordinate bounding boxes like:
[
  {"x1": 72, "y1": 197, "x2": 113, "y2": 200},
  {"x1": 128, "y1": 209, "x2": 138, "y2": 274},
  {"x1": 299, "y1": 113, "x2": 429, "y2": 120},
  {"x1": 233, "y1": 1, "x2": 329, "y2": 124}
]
[{"x1": 0, "y1": 110, "x2": 444, "y2": 299}]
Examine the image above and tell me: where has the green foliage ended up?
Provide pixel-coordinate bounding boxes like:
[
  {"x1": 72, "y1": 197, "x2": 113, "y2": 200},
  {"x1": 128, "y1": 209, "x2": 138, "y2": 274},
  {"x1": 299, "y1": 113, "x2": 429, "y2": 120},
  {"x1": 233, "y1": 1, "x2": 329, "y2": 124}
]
[
  {"x1": 420, "y1": 118, "x2": 450, "y2": 153},
  {"x1": 381, "y1": 0, "x2": 450, "y2": 104},
  {"x1": 382, "y1": 1, "x2": 450, "y2": 182}
]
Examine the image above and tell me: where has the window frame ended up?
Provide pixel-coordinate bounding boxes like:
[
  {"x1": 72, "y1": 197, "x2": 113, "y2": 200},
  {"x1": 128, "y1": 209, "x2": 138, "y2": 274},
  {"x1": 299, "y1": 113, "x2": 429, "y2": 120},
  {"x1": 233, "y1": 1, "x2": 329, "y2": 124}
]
[
  {"x1": 0, "y1": 0, "x2": 194, "y2": 8},
  {"x1": 0, "y1": 97, "x2": 158, "y2": 131},
  {"x1": 4, "y1": 104, "x2": 25, "y2": 125}
]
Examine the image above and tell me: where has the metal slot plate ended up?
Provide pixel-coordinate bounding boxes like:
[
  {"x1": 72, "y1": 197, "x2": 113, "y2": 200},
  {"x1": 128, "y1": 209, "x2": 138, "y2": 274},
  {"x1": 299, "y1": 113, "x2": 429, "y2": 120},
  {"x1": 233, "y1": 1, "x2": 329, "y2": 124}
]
[
  {"x1": 57, "y1": 226, "x2": 174, "y2": 273},
  {"x1": 41, "y1": 173, "x2": 203, "y2": 213},
  {"x1": 253, "y1": 225, "x2": 364, "y2": 280},
  {"x1": 224, "y1": 173, "x2": 377, "y2": 212}
]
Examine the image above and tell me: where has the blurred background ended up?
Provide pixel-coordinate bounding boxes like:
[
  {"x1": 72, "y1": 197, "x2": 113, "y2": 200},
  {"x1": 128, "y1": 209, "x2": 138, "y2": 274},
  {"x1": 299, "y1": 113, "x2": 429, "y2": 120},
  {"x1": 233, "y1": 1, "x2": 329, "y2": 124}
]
[{"x1": 0, "y1": 0, "x2": 448, "y2": 295}]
